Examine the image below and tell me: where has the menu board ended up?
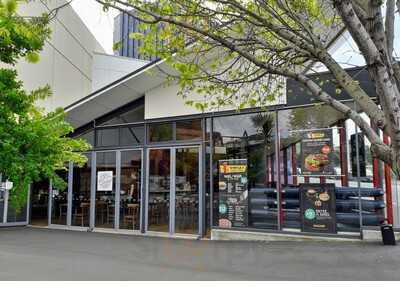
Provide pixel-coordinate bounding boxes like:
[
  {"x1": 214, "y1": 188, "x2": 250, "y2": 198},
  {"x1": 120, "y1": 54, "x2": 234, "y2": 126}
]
[
  {"x1": 300, "y1": 183, "x2": 337, "y2": 233},
  {"x1": 218, "y1": 159, "x2": 248, "y2": 228},
  {"x1": 300, "y1": 129, "x2": 334, "y2": 175}
]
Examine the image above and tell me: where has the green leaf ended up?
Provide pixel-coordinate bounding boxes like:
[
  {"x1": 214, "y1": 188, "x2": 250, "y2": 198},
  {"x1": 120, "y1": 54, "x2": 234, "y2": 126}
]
[{"x1": 25, "y1": 52, "x2": 40, "y2": 63}]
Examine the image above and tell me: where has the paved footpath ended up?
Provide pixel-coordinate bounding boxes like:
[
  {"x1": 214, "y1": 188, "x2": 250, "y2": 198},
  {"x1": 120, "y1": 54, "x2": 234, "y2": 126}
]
[{"x1": 0, "y1": 228, "x2": 399, "y2": 281}]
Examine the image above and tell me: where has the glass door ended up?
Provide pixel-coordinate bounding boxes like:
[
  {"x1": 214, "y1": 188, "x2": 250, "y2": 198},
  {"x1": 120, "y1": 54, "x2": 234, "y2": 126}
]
[
  {"x1": 147, "y1": 146, "x2": 201, "y2": 235},
  {"x1": 175, "y1": 147, "x2": 200, "y2": 234},
  {"x1": 50, "y1": 170, "x2": 69, "y2": 225},
  {"x1": 30, "y1": 180, "x2": 50, "y2": 226},
  {"x1": 148, "y1": 149, "x2": 171, "y2": 232},
  {"x1": 119, "y1": 150, "x2": 142, "y2": 230},
  {"x1": 95, "y1": 151, "x2": 116, "y2": 229}
]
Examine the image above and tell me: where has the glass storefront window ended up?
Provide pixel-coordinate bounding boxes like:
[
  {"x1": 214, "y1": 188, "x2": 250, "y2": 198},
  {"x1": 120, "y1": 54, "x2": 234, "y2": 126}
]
[
  {"x1": 120, "y1": 126, "x2": 144, "y2": 146},
  {"x1": 148, "y1": 123, "x2": 173, "y2": 142},
  {"x1": 212, "y1": 112, "x2": 277, "y2": 230},
  {"x1": 176, "y1": 119, "x2": 202, "y2": 141},
  {"x1": 96, "y1": 128, "x2": 119, "y2": 147},
  {"x1": 77, "y1": 130, "x2": 95, "y2": 147},
  {"x1": 277, "y1": 104, "x2": 384, "y2": 234},
  {"x1": 51, "y1": 169, "x2": 69, "y2": 225},
  {"x1": 120, "y1": 150, "x2": 142, "y2": 230},
  {"x1": 99, "y1": 104, "x2": 145, "y2": 126},
  {"x1": 7, "y1": 205, "x2": 27, "y2": 223},
  {"x1": 95, "y1": 151, "x2": 116, "y2": 229},
  {"x1": 72, "y1": 154, "x2": 91, "y2": 227}
]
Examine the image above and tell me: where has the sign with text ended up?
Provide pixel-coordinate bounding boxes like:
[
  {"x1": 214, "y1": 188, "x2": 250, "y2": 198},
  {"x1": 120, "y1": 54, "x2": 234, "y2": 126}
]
[
  {"x1": 300, "y1": 183, "x2": 337, "y2": 233},
  {"x1": 97, "y1": 171, "x2": 113, "y2": 191},
  {"x1": 300, "y1": 129, "x2": 334, "y2": 175},
  {"x1": 218, "y1": 159, "x2": 248, "y2": 228}
]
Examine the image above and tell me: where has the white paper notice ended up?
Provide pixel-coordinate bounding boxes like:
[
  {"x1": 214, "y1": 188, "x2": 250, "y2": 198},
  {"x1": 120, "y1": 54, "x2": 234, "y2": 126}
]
[
  {"x1": 0, "y1": 180, "x2": 13, "y2": 190},
  {"x1": 4, "y1": 180, "x2": 13, "y2": 190},
  {"x1": 97, "y1": 171, "x2": 113, "y2": 191}
]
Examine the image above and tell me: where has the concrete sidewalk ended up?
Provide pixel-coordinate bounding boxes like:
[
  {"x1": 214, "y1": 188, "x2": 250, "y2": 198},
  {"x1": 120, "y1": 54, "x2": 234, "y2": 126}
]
[{"x1": 0, "y1": 227, "x2": 398, "y2": 281}]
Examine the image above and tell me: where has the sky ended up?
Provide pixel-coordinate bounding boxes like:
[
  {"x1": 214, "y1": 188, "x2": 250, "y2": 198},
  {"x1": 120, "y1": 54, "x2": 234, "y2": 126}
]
[
  {"x1": 70, "y1": 0, "x2": 400, "y2": 65},
  {"x1": 70, "y1": 0, "x2": 118, "y2": 54}
]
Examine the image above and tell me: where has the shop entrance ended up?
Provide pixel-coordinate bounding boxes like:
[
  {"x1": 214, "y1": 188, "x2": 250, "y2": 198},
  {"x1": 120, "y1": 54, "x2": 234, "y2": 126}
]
[
  {"x1": 30, "y1": 180, "x2": 50, "y2": 226},
  {"x1": 147, "y1": 146, "x2": 201, "y2": 235}
]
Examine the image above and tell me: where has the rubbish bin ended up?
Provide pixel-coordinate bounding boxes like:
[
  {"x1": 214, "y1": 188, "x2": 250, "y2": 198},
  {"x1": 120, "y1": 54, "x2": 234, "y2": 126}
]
[{"x1": 381, "y1": 224, "x2": 396, "y2": 245}]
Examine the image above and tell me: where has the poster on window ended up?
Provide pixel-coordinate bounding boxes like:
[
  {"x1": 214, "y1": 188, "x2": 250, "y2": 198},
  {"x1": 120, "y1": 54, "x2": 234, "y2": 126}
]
[
  {"x1": 97, "y1": 171, "x2": 113, "y2": 191},
  {"x1": 218, "y1": 159, "x2": 248, "y2": 228},
  {"x1": 300, "y1": 183, "x2": 337, "y2": 233},
  {"x1": 300, "y1": 129, "x2": 334, "y2": 175}
]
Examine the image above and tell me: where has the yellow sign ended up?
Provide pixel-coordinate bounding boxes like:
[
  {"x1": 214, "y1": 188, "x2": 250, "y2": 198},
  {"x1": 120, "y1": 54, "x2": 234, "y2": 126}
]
[{"x1": 220, "y1": 165, "x2": 247, "y2": 173}]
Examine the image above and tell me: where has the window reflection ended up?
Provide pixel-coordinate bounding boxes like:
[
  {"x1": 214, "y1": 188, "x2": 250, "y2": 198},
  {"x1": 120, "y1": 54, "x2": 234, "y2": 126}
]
[
  {"x1": 96, "y1": 128, "x2": 119, "y2": 147},
  {"x1": 176, "y1": 120, "x2": 202, "y2": 140},
  {"x1": 99, "y1": 104, "x2": 144, "y2": 126},
  {"x1": 148, "y1": 123, "x2": 173, "y2": 142},
  {"x1": 213, "y1": 112, "x2": 277, "y2": 230},
  {"x1": 120, "y1": 126, "x2": 144, "y2": 146},
  {"x1": 278, "y1": 104, "x2": 385, "y2": 233}
]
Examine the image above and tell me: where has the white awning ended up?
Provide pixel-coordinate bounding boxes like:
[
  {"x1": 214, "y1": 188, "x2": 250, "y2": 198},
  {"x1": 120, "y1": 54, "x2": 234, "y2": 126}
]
[{"x1": 65, "y1": 59, "x2": 174, "y2": 128}]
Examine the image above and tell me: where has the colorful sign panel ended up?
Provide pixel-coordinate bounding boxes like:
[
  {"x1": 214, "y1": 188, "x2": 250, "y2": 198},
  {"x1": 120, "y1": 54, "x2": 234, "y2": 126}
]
[
  {"x1": 300, "y1": 183, "x2": 337, "y2": 233},
  {"x1": 218, "y1": 159, "x2": 248, "y2": 228},
  {"x1": 300, "y1": 129, "x2": 334, "y2": 175}
]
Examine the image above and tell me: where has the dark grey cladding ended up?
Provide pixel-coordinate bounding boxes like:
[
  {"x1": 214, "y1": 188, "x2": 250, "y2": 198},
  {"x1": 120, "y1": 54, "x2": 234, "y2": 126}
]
[{"x1": 286, "y1": 66, "x2": 377, "y2": 107}]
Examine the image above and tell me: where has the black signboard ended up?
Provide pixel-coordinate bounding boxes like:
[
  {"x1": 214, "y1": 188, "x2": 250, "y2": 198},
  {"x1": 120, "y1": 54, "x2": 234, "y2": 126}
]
[
  {"x1": 218, "y1": 159, "x2": 248, "y2": 228},
  {"x1": 300, "y1": 183, "x2": 337, "y2": 233},
  {"x1": 350, "y1": 133, "x2": 366, "y2": 177},
  {"x1": 300, "y1": 129, "x2": 334, "y2": 175}
]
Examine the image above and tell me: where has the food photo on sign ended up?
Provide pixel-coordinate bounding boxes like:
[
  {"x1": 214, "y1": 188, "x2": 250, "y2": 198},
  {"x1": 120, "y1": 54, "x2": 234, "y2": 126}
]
[
  {"x1": 300, "y1": 184, "x2": 337, "y2": 233},
  {"x1": 300, "y1": 129, "x2": 335, "y2": 175}
]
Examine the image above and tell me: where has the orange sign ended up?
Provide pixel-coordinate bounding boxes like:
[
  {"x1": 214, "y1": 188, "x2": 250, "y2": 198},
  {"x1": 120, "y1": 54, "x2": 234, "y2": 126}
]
[{"x1": 219, "y1": 164, "x2": 247, "y2": 174}]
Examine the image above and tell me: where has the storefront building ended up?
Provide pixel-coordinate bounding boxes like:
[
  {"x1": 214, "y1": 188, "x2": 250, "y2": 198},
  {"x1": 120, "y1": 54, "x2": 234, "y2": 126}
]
[{"x1": 0, "y1": 63, "x2": 397, "y2": 240}]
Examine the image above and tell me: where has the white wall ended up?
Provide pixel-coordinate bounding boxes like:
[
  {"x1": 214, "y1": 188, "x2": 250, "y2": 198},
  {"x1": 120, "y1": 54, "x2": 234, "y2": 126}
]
[
  {"x1": 145, "y1": 81, "x2": 287, "y2": 120},
  {"x1": 92, "y1": 53, "x2": 148, "y2": 92},
  {"x1": 145, "y1": 84, "x2": 202, "y2": 119},
  {"x1": 13, "y1": 0, "x2": 104, "y2": 111}
]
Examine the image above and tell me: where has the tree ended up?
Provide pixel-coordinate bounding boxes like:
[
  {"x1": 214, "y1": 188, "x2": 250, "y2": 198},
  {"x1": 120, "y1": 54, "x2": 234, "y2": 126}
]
[
  {"x1": 0, "y1": 0, "x2": 90, "y2": 210},
  {"x1": 98, "y1": 0, "x2": 400, "y2": 175}
]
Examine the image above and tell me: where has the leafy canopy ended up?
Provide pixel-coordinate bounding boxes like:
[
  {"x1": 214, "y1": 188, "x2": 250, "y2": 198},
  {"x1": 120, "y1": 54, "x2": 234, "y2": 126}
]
[
  {"x1": 0, "y1": 0, "x2": 90, "y2": 209},
  {"x1": 109, "y1": 0, "x2": 335, "y2": 111}
]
